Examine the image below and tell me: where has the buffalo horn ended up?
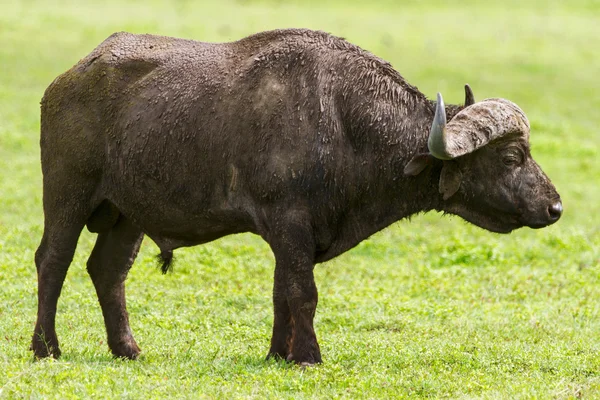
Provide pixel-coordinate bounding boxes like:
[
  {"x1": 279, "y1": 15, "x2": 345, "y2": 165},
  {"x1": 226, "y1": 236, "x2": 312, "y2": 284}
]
[
  {"x1": 428, "y1": 97, "x2": 530, "y2": 159},
  {"x1": 464, "y1": 84, "x2": 475, "y2": 107},
  {"x1": 427, "y1": 93, "x2": 453, "y2": 160}
]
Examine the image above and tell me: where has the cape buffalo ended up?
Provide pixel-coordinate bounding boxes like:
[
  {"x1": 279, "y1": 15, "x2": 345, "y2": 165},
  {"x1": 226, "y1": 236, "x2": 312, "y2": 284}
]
[{"x1": 32, "y1": 29, "x2": 562, "y2": 365}]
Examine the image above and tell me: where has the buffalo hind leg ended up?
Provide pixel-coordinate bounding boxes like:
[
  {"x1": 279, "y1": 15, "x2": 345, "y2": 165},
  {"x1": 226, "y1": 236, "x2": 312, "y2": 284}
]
[
  {"x1": 32, "y1": 223, "x2": 85, "y2": 359},
  {"x1": 86, "y1": 215, "x2": 144, "y2": 359},
  {"x1": 266, "y1": 213, "x2": 322, "y2": 365}
]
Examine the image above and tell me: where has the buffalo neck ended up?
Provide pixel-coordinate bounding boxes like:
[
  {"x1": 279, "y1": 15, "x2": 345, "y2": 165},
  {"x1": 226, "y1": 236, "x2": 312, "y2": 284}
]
[{"x1": 335, "y1": 70, "x2": 464, "y2": 236}]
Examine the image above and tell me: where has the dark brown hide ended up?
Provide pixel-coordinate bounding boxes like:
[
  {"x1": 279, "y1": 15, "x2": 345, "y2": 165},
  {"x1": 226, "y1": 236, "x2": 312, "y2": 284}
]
[{"x1": 32, "y1": 29, "x2": 561, "y2": 364}]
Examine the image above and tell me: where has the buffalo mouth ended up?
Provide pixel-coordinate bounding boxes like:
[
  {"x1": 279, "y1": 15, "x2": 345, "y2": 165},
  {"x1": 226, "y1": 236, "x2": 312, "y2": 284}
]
[
  {"x1": 523, "y1": 215, "x2": 561, "y2": 230},
  {"x1": 521, "y1": 199, "x2": 563, "y2": 229},
  {"x1": 449, "y1": 199, "x2": 562, "y2": 234},
  {"x1": 483, "y1": 212, "x2": 560, "y2": 233},
  {"x1": 526, "y1": 220, "x2": 556, "y2": 229},
  {"x1": 481, "y1": 210, "x2": 560, "y2": 233}
]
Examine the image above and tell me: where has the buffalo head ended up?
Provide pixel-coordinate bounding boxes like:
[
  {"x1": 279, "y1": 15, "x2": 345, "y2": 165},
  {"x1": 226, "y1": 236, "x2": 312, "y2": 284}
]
[{"x1": 407, "y1": 85, "x2": 562, "y2": 233}]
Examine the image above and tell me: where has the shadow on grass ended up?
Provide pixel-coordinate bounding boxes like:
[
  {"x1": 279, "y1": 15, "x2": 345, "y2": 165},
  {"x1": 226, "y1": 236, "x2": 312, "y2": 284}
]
[{"x1": 35, "y1": 349, "x2": 302, "y2": 372}]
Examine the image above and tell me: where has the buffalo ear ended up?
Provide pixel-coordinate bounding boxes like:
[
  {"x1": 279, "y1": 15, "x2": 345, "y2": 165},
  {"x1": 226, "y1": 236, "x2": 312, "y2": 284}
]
[
  {"x1": 404, "y1": 153, "x2": 435, "y2": 176},
  {"x1": 439, "y1": 161, "x2": 461, "y2": 200}
]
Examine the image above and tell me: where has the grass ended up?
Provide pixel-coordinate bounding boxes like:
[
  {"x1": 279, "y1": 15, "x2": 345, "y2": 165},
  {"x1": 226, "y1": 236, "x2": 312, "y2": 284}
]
[{"x1": 1, "y1": 0, "x2": 599, "y2": 398}]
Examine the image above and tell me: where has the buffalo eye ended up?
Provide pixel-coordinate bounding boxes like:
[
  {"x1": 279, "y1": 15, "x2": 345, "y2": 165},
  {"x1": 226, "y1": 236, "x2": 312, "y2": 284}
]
[{"x1": 500, "y1": 147, "x2": 524, "y2": 167}]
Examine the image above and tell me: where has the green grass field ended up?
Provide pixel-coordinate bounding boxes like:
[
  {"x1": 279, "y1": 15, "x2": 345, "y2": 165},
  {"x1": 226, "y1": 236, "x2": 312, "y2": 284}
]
[{"x1": 1, "y1": 0, "x2": 599, "y2": 398}]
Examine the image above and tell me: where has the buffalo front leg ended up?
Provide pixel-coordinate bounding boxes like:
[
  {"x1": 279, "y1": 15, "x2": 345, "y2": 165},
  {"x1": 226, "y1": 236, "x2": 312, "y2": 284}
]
[
  {"x1": 86, "y1": 216, "x2": 144, "y2": 359},
  {"x1": 266, "y1": 214, "x2": 322, "y2": 365},
  {"x1": 266, "y1": 264, "x2": 293, "y2": 360},
  {"x1": 32, "y1": 225, "x2": 84, "y2": 358}
]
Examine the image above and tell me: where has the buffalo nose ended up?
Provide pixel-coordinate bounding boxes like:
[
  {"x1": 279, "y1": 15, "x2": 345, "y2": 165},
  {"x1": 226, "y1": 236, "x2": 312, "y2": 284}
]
[{"x1": 548, "y1": 201, "x2": 563, "y2": 221}]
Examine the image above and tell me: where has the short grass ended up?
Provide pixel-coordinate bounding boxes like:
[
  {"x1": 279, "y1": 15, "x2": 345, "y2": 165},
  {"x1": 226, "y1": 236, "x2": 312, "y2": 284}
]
[{"x1": 1, "y1": 0, "x2": 599, "y2": 398}]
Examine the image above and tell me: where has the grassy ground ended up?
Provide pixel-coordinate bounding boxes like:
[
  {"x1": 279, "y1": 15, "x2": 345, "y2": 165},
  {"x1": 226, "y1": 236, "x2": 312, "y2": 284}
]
[{"x1": 1, "y1": 0, "x2": 599, "y2": 398}]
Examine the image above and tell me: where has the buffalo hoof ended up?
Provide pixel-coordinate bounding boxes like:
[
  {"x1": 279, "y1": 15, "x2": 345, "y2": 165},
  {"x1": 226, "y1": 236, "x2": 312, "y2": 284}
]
[
  {"x1": 31, "y1": 335, "x2": 61, "y2": 360},
  {"x1": 110, "y1": 339, "x2": 141, "y2": 360},
  {"x1": 298, "y1": 361, "x2": 318, "y2": 368},
  {"x1": 286, "y1": 352, "x2": 322, "y2": 366}
]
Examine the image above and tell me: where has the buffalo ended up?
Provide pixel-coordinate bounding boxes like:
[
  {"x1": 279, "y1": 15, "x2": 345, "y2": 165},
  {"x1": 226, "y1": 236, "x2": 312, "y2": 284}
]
[{"x1": 32, "y1": 29, "x2": 562, "y2": 365}]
